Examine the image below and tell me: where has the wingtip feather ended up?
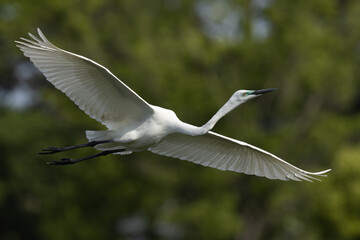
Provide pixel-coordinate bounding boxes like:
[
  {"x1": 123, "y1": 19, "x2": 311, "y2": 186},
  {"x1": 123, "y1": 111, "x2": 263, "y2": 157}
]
[
  {"x1": 37, "y1": 28, "x2": 50, "y2": 43},
  {"x1": 307, "y1": 169, "x2": 331, "y2": 177},
  {"x1": 28, "y1": 32, "x2": 42, "y2": 43}
]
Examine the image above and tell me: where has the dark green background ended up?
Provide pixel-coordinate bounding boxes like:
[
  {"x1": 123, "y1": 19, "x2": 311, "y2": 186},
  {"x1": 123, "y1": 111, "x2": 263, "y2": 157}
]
[{"x1": 1, "y1": 0, "x2": 360, "y2": 239}]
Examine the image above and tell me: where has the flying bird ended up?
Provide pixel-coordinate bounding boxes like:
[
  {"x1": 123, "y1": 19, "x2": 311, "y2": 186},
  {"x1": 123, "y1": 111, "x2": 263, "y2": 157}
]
[{"x1": 16, "y1": 29, "x2": 331, "y2": 181}]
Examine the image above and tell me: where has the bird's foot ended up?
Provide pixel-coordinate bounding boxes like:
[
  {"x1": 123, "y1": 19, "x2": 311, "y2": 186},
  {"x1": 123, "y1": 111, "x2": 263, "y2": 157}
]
[
  {"x1": 46, "y1": 158, "x2": 76, "y2": 165},
  {"x1": 39, "y1": 147, "x2": 65, "y2": 155}
]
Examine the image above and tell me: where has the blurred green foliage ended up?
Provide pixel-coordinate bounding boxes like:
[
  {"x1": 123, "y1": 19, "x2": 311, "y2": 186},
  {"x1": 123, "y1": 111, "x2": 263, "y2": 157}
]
[{"x1": 1, "y1": 0, "x2": 360, "y2": 239}]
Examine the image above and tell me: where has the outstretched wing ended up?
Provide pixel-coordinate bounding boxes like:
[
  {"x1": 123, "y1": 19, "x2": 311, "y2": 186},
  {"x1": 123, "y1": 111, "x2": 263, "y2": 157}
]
[
  {"x1": 16, "y1": 28, "x2": 154, "y2": 129},
  {"x1": 149, "y1": 131, "x2": 331, "y2": 181}
]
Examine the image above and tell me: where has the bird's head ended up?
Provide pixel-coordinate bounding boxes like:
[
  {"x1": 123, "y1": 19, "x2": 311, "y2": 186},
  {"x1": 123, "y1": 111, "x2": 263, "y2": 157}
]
[
  {"x1": 232, "y1": 88, "x2": 277, "y2": 103},
  {"x1": 201, "y1": 88, "x2": 277, "y2": 131}
]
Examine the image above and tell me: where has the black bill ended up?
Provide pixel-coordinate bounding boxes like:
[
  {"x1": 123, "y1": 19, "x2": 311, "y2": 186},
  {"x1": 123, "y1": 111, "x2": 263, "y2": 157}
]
[{"x1": 252, "y1": 88, "x2": 277, "y2": 95}]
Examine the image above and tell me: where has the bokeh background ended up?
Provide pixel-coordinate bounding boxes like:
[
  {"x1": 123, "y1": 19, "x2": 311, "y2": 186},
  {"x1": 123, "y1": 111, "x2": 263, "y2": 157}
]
[{"x1": 1, "y1": 0, "x2": 360, "y2": 239}]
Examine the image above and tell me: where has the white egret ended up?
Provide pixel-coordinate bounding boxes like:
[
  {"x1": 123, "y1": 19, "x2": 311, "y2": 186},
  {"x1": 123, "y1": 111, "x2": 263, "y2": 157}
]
[{"x1": 16, "y1": 29, "x2": 331, "y2": 181}]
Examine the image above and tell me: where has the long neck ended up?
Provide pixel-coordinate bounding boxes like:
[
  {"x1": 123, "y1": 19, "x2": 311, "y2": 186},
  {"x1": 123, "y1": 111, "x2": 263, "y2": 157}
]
[
  {"x1": 202, "y1": 98, "x2": 240, "y2": 132},
  {"x1": 176, "y1": 97, "x2": 242, "y2": 137}
]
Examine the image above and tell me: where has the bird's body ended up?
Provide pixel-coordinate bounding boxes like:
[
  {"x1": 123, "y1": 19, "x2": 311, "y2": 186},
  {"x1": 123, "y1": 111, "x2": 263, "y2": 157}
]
[
  {"x1": 89, "y1": 106, "x2": 188, "y2": 152},
  {"x1": 16, "y1": 29, "x2": 331, "y2": 181}
]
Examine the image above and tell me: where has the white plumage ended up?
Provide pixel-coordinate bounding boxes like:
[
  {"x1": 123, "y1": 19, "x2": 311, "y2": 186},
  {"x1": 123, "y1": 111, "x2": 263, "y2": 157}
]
[{"x1": 16, "y1": 28, "x2": 331, "y2": 181}]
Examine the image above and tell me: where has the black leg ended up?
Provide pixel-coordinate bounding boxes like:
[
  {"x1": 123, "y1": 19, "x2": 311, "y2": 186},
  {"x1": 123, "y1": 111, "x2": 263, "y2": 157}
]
[
  {"x1": 46, "y1": 149, "x2": 125, "y2": 165},
  {"x1": 39, "y1": 140, "x2": 112, "y2": 155}
]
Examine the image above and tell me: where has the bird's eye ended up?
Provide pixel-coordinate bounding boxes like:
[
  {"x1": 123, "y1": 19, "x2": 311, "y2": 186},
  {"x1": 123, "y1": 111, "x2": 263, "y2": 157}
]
[{"x1": 242, "y1": 92, "x2": 247, "y2": 96}]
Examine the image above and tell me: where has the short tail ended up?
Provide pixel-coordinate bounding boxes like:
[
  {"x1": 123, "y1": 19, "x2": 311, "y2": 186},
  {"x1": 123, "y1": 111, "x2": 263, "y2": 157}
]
[{"x1": 86, "y1": 130, "x2": 115, "y2": 142}]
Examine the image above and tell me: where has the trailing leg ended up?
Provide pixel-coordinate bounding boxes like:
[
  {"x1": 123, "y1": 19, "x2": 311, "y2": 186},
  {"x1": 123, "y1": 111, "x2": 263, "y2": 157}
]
[
  {"x1": 39, "y1": 140, "x2": 112, "y2": 155},
  {"x1": 46, "y1": 149, "x2": 125, "y2": 165}
]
